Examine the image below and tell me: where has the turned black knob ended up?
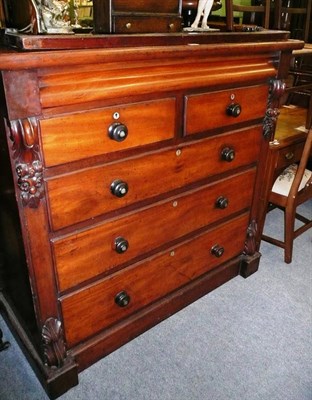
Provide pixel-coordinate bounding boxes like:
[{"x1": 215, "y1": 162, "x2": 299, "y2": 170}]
[
  {"x1": 211, "y1": 244, "x2": 224, "y2": 258},
  {"x1": 114, "y1": 236, "x2": 129, "y2": 254},
  {"x1": 115, "y1": 291, "x2": 131, "y2": 307},
  {"x1": 108, "y1": 122, "x2": 128, "y2": 142},
  {"x1": 226, "y1": 103, "x2": 242, "y2": 117},
  {"x1": 221, "y1": 147, "x2": 235, "y2": 162},
  {"x1": 110, "y1": 179, "x2": 128, "y2": 198},
  {"x1": 215, "y1": 196, "x2": 229, "y2": 209}
]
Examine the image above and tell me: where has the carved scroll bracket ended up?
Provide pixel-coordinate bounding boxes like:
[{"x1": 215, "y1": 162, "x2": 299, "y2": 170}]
[
  {"x1": 263, "y1": 78, "x2": 286, "y2": 140},
  {"x1": 42, "y1": 317, "x2": 67, "y2": 369},
  {"x1": 240, "y1": 220, "x2": 261, "y2": 278},
  {"x1": 8, "y1": 118, "x2": 44, "y2": 208},
  {"x1": 244, "y1": 219, "x2": 257, "y2": 257}
]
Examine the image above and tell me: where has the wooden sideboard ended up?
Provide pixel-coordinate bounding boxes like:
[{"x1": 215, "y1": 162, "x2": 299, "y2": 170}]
[{"x1": 0, "y1": 32, "x2": 302, "y2": 398}]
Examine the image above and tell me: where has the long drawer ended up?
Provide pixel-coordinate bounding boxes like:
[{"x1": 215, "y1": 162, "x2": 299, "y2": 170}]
[
  {"x1": 40, "y1": 98, "x2": 176, "y2": 167},
  {"x1": 46, "y1": 126, "x2": 262, "y2": 230},
  {"x1": 53, "y1": 168, "x2": 256, "y2": 292},
  {"x1": 185, "y1": 85, "x2": 269, "y2": 135},
  {"x1": 60, "y1": 212, "x2": 250, "y2": 347},
  {"x1": 113, "y1": 16, "x2": 182, "y2": 33}
]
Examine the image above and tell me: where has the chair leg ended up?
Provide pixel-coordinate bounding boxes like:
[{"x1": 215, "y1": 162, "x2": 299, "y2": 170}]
[{"x1": 284, "y1": 206, "x2": 296, "y2": 264}]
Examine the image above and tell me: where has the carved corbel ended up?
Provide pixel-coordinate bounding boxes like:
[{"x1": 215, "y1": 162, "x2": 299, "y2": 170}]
[
  {"x1": 243, "y1": 219, "x2": 257, "y2": 257},
  {"x1": 8, "y1": 118, "x2": 44, "y2": 208},
  {"x1": 42, "y1": 317, "x2": 67, "y2": 369},
  {"x1": 240, "y1": 220, "x2": 261, "y2": 278},
  {"x1": 263, "y1": 78, "x2": 286, "y2": 140}
]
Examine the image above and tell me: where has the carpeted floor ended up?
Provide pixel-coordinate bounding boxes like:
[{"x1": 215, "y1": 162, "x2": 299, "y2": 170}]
[{"x1": 0, "y1": 201, "x2": 311, "y2": 400}]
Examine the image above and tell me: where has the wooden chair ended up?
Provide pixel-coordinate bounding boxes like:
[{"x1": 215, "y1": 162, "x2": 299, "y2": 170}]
[
  {"x1": 273, "y1": 0, "x2": 311, "y2": 42},
  {"x1": 225, "y1": 0, "x2": 271, "y2": 32},
  {"x1": 262, "y1": 127, "x2": 312, "y2": 263}
]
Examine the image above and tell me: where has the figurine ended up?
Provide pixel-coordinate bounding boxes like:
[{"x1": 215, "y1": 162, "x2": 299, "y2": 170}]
[
  {"x1": 33, "y1": 0, "x2": 72, "y2": 33},
  {"x1": 191, "y1": 0, "x2": 214, "y2": 30}
]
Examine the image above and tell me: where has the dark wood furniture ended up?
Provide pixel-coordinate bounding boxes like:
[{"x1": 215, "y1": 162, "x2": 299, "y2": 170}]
[
  {"x1": 93, "y1": 0, "x2": 183, "y2": 33},
  {"x1": 225, "y1": 0, "x2": 271, "y2": 32},
  {"x1": 256, "y1": 105, "x2": 310, "y2": 248},
  {"x1": 262, "y1": 126, "x2": 312, "y2": 263},
  {"x1": 273, "y1": 0, "x2": 311, "y2": 42},
  {"x1": 0, "y1": 31, "x2": 302, "y2": 398}
]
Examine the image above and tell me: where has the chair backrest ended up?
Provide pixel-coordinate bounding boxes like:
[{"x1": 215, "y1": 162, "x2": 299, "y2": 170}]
[
  {"x1": 288, "y1": 128, "x2": 312, "y2": 203},
  {"x1": 273, "y1": 0, "x2": 312, "y2": 42},
  {"x1": 225, "y1": 0, "x2": 271, "y2": 31}
]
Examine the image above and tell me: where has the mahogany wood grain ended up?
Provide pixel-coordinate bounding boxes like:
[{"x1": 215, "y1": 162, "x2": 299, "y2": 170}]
[
  {"x1": 53, "y1": 168, "x2": 256, "y2": 291},
  {"x1": 46, "y1": 126, "x2": 261, "y2": 230},
  {"x1": 38, "y1": 57, "x2": 275, "y2": 110},
  {"x1": 40, "y1": 98, "x2": 176, "y2": 167},
  {"x1": 0, "y1": 40, "x2": 303, "y2": 71},
  {"x1": 60, "y1": 213, "x2": 249, "y2": 347},
  {"x1": 185, "y1": 84, "x2": 269, "y2": 135}
]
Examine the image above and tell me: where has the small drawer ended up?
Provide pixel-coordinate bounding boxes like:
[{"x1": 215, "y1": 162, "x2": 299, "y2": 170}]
[
  {"x1": 40, "y1": 98, "x2": 176, "y2": 167},
  {"x1": 53, "y1": 168, "x2": 256, "y2": 291},
  {"x1": 60, "y1": 212, "x2": 250, "y2": 347},
  {"x1": 46, "y1": 126, "x2": 261, "y2": 230},
  {"x1": 113, "y1": 16, "x2": 182, "y2": 33},
  {"x1": 276, "y1": 142, "x2": 305, "y2": 170},
  {"x1": 113, "y1": 0, "x2": 180, "y2": 13},
  {"x1": 185, "y1": 85, "x2": 269, "y2": 135}
]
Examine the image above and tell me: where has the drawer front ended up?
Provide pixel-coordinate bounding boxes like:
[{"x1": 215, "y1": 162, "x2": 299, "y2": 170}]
[
  {"x1": 113, "y1": 16, "x2": 182, "y2": 33},
  {"x1": 47, "y1": 126, "x2": 261, "y2": 230},
  {"x1": 53, "y1": 168, "x2": 256, "y2": 291},
  {"x1": 276, "y1": 142, "x2": 305, "y2": 170},
  {"x1": 113, "y1": 0, "x2": 180, "y2": 13},
  {"x1": 185, "y1": 85, "x2": 269, "y2": 135},
  {"x1": 40, "y1": 98, "x2": 176, "y2": 167},
  {"x1": 60, "y1": 213, "x2": 249, "y2": 347}
]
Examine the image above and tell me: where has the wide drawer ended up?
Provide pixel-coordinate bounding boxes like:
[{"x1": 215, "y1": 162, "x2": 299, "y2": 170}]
[
  {"x1": 53, "y1": 168, "x2": 256, "y2": 291},
  {"x1": 113, "y1": 16, "x2": 182, "y2": 33},
  {"x1": 60, "y1": 212, "x2": 249, "y2": 347},
  {"x1": 185, "y1": 85, "x2": 269, "y2": 135},
  {"x1": 40, "y1": 98, "x2": 176, "y2": 167},
  {"x1": 46, "y1": 126, "x2": 261, "y2": 230}
]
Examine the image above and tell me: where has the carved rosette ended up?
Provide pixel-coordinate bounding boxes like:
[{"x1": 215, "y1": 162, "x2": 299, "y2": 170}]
[
  {"x1": 244, "y1": 220, "x2": 257, "y2": 256},
  {"x1": 42, "y1": 318, "x2": 67, "y2": 368},
  {"x1": 263, "y1": 78, "x2": 286, "y2": 140},
  {"x1": 8, "y1": 118, "x2": 44, "y2": 208}
]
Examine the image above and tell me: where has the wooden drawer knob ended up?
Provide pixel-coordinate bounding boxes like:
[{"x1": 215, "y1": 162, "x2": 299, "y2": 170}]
[
  {"x1": 108, "y1": 122, "x2": 128, "y2": 142},
  {"x1": 115, "y1": 291, "x2": 131, "y2": 307},
  {"x1": 211, "y1": 244, "x2": 225, "y2": 258},
  {"x1": 226, "y1": 103, "x2": 242, "y2": 117},
  {"x1": 110, "y1": 179, "x2": 129, "y2": 198},
  {"x1": 215, "y1": 196, "x2": 229, "y2": 209},
  {"x1": 221, "y1": 147, "x2": 235, "y2": 162},
  {"x1": 114, "y1": 236, "x2": 129, "y2": 254}
]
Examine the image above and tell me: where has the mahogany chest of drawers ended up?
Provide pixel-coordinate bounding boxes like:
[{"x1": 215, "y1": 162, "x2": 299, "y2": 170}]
[{"x1": 0, "y1": 32, "x2": 302, "y2": 398}]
